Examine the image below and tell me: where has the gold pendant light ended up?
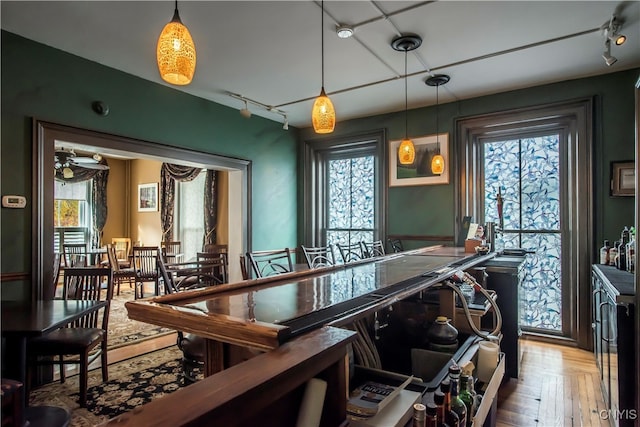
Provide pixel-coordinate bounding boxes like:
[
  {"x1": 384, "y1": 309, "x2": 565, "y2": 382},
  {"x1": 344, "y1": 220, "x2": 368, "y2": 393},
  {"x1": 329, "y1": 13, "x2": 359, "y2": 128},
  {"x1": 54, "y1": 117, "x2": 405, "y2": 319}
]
[
  {"x1": 392, "y1": 35, "x2": 422, "y2": 165},
  {"x1": 425, "y1": 74, "x2": 450, "y2": 175},
  {"x1": 312, "y1": 0, "x2": 335, "y2": 133},
  {"x1": 157, "y1": 0, "x2": 196, "y2": 86}
]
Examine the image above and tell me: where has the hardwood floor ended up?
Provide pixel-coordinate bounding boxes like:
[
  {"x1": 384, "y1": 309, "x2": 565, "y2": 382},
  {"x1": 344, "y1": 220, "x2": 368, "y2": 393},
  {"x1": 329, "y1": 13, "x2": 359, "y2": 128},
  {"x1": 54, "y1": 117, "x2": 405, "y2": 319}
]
[{"x1": 496, "y1": 338, "x2": 608, "y2": 427}]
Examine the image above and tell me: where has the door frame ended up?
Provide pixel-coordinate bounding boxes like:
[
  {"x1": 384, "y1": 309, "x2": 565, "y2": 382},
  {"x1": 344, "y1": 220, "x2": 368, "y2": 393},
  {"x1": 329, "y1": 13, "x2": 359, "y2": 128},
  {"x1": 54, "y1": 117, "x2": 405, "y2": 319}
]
[
  {"x1": 455, "y1": 98, "x2": 593, "y2": 348},
  {"x1": 33, "y1": 119, "x2": 251, "y2": 300}
]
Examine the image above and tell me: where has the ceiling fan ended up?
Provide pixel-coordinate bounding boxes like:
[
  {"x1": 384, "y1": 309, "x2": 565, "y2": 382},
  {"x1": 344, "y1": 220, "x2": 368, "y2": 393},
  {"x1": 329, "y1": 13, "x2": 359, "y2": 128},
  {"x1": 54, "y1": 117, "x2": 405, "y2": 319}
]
[{"x1": 54, "y1": 149, "x2": 109, "y2": 178}]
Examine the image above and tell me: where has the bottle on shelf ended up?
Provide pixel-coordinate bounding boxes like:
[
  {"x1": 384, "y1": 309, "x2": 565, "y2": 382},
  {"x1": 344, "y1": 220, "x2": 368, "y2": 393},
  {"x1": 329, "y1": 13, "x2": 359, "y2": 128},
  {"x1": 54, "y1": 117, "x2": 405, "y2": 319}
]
[
  {"x1": 413, "y1": 403, "x2": 426, "y2": 427},
  {"x1": 599, "y1": 240, "x2": 610, "y2": 265},
  {"x1": 618, "y1": 226, "x2": 630, "y2": 270},
  {"x1": 440, "y1": 379, "x2": 461, "y2": 427},
  {"x1": 425, "y1": 402, "x2": 438, "y2": 427},
  {"x1": 434, "y1": 390, "x2": 451, "y2": 427},
  {"x1": 448, "y1": 365, "x2": 468, "y2": 427},
  {"x1": 459, "y1": 363, "x2": 477, "y2": 426},
  {"x1": 625, "y1": 227, "x2": 635, "y2": 273},
  {"x1": 609, "y1": 241, "x2": 619, "y2": 267}
]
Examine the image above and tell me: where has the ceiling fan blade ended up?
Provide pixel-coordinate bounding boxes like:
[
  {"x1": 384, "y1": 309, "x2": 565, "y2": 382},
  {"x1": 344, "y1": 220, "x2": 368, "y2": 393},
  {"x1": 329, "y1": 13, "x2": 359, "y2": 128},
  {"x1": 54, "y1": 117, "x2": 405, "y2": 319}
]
[
  {"x1": 70, "y1": 156, "x2": 99, "y2": 164},
  {"x1": 74, "y1": 162, "x2": 109, "y2": 170}
]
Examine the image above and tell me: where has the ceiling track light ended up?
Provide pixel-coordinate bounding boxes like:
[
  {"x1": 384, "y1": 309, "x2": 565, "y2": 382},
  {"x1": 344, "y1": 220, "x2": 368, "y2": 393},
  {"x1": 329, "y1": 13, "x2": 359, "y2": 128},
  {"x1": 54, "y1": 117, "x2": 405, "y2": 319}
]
[
  {"x1": 603, "y1": 15, "x2": 626, "y2": 46},
  {"x1": 602, "y1": 40, "x2": 617, "y2": 67},
  {"x1": 228, "y1": 92, "x2": 289, "y2": 130},
  {"x1": 392, "y1": 34, "x2": 422, "y2": 165}
]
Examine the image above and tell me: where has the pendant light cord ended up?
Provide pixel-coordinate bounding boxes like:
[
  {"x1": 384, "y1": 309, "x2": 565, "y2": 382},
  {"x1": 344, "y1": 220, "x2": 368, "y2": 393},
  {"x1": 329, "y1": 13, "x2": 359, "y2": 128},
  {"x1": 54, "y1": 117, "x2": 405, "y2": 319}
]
[
  {"x1": 404, "y1": 50, "x2": 408, "y2": 140},
  {"x1": 435, "y1": 82, "x2": 440, "y2": 154},
  {"x1": 321, "y1": 0, "x2": 325, "y2": 89}
]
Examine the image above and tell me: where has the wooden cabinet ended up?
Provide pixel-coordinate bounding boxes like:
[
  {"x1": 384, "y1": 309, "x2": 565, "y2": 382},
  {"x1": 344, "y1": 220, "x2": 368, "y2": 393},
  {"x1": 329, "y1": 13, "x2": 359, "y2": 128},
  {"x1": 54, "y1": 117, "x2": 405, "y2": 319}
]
[{"x1": 592, "y1": 265, "x2": 636, "y2": 427}]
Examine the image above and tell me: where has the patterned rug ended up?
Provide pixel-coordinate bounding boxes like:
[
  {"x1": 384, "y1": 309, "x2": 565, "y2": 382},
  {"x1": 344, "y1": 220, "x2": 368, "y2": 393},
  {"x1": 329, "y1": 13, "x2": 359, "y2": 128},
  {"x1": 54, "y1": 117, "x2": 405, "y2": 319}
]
[
  {"x1": 107, "y1": 287, "x2": 173, "y2": 350},
  {"x1": 29, "y1": 346, "x2": 198, "y2": 426}
]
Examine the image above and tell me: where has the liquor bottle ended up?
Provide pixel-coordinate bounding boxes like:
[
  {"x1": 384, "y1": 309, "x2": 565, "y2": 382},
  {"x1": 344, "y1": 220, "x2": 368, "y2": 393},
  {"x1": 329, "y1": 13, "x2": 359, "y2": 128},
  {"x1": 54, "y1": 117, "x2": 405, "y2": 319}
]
[
  {"x1": 440, "y1": 379, "x2": 460, "y2": 427},
  {"x1": 413, "y1": 403, "x2": 426, "y2": 427},
  {"x1": 433, "y1": 390, "x2": 451, "y2": 427},
  {"x1": 448, "y1": 365, "x2": 468, "y2": 427},
  {"x1": 626, "y1": 228, "x2": 635, "y2": 273},
  {"x1": 609, "y1": 241, "x2": 618, "y2": 267},
  {"x1": 599, "y1": 240, "x2": 610, "y2": 265},
  {"x1": 459, "y1": 374, "x2": 477, "y2": 426},
  {"x1": 425, "y1": 402, "x2": 438, "y2": 427}
]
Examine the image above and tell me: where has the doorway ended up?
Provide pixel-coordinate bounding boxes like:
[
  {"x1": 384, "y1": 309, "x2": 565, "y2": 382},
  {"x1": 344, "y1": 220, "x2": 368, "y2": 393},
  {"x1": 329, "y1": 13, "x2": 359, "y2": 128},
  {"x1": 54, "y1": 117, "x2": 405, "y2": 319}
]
[{"x1": 34, "y1": 120, "x2": 251, "y2": 301}]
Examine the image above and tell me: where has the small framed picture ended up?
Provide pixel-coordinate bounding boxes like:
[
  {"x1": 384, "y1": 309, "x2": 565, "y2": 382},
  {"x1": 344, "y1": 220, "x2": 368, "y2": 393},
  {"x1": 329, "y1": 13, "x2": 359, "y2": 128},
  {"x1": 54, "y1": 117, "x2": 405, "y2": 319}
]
[
  {"x1": 138, "y1": 183, "x2": 159, "y2": 211},
  {"x1": 389, "y1": 134, "x2": 449, "y2": 186},
  {"x1": 610, "y1": 161, "x2": 635, "y2": 197}
]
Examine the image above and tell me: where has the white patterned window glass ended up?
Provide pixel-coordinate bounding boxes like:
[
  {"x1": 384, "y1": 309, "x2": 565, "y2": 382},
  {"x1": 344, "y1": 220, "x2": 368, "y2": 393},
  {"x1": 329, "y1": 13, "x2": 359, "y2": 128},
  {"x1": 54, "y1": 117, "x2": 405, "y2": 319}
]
[
  {"x1": 484, "y1": 134, "x2": 562, "y2": 331},
  {"x1": 326, "y1": 156, "x2": 375, "y2": 247}
]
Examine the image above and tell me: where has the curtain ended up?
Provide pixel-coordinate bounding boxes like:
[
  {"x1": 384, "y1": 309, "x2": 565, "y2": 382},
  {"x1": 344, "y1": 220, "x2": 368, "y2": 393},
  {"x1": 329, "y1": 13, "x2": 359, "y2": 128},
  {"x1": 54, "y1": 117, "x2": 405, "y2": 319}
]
[
  {"x1": 203, "y1": 170, "x2": 218, "y2": 246},
  {"x1": 55, "y1": 158, "x2": 109, "y2": 248},
  {"x1": 160, "y1": 163, "x2": 201, "y2": 242}
]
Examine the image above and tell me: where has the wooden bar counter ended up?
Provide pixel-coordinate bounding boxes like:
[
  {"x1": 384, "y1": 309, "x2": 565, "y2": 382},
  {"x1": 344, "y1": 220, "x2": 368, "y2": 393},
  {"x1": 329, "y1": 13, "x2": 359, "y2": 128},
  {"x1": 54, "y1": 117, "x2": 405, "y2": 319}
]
[{"x1": 125, "y1": 246, "x2": 494, "y2": 375}]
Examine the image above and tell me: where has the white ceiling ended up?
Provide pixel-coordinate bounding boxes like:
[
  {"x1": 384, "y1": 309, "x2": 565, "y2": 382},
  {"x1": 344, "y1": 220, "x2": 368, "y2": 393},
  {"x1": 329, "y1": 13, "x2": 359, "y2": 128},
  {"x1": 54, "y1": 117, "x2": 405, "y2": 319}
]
[{"x1": 2, "y1": 1, "x2": 640, "y2": 129}]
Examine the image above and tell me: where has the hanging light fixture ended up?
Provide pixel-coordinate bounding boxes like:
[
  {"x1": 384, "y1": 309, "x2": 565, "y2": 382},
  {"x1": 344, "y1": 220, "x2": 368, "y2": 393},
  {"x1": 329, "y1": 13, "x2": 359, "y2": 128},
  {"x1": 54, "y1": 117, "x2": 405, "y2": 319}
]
[
  {"x1": 312, "y1": 0, "x2": 336, "y2": 134},
  {"x1": 392, "y1": 34, "x2": 422, "y2": 165},
  {"x1": 156, "y1": 0, "x2": 196, "y2": 86},
  {"x1": 425, "y1": 74, "x2": 450, "y2": 175}
]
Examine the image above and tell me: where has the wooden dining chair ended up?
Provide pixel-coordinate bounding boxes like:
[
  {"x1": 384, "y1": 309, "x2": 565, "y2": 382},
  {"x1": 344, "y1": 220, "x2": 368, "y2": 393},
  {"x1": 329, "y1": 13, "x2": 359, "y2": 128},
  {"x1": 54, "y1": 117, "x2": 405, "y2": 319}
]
[
  {"x1": 301, "y1": 245, "x2": 336, "y2": 269},
  {"x1": 111, "y1": 237, "x2": 132, "y2": 267},
  {"x1": 27, "y1": 267, "x2": 112, "y2": 407},
  {"x1": 106, "y1": 244, "x2": 136, "y2": 296},
  {"x1": 246, "y1": 248, "x2": 293, "y2": 279},
  {"x1": 161, "y1": 241, "x2": 184, "y2": 263},
  {"x1": 62, "y1": 243, "x2": 88, "y2": 267},
  {"x1": 196, "y1": 251, "x2": 228, "y2": 284},
  {"x1": 388, "y1": 238, "x2": 404, "y2": 253},
  {"x1": 362, "y1": 240, "x2": 385, "y2": 258},
  {"x1": 336, "y1": 242, "x2": 366, "y2": 263},
  {"x1": 132, "y1": 246, "x2": 160, "y2": 299}
]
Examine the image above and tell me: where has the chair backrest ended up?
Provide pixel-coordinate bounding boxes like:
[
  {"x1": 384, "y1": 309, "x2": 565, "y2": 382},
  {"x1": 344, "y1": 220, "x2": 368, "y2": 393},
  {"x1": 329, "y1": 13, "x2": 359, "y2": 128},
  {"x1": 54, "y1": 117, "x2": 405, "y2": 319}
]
[
  {"x1": 247, "y1": 248, "x2": 293, "y2": 279},
  {"x1": 111, "y1": 237, "x2": 132, "y2": 260},
  {"x1": 52, "y1": 252, "x2": 62, "y2": 297},
  {"x1": 63, "y1": 243, "x2": 88, "y2": 267},
  {"x1": 62, "y1": 267, "x2": 112, "y2": 329},
  {"x1": 362, "y1": 240, "x2": 385, "y2": 258},
  {"x1": 301, "y1": 245, "x2": 336, "y2": 269},
  {"x1": 203, "y1": 244, "x2": 228, "y2": 254},
  {"x1": 196, "y1": 252, "x2": 228, "y2": 284},
  {"x1": 388, "y1": 238, "x2": 404, "y2": 253},
  {"x1": 239, "y1": 255, "x2": 249, "y2": 280},
  {"x1": 105, "y1": 244, "x2": 121, "y2": 273},
  {"x1": 336, "y1": 242, "x2": 365, "y2": 263},
  {"x1": 132, "y1": 246, "x2": 159, "y2": 278},
  {"x1": 157, "y1": 253, "x2": 177, "y2": 295},
  {"x1": 161, "y1": 241, "x2": 182, "y2": 255}
]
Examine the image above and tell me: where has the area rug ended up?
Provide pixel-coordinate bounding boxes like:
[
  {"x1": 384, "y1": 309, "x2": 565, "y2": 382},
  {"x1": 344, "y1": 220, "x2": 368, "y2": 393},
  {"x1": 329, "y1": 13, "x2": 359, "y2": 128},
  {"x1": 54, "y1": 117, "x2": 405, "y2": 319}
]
[
  {"x1": 107, "y1": 287, "x2": 173, "y2": 350},
  {"x1": 28, "y1": 346, "x2": 199, "y2": 426}
]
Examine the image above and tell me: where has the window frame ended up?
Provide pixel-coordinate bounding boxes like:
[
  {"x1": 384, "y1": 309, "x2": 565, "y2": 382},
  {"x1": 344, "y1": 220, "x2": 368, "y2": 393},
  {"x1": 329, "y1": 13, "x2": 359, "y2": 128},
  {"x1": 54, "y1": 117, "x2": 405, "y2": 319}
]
[{"x1": 302, "y1": 130, "x2": 387, "y2": 247}]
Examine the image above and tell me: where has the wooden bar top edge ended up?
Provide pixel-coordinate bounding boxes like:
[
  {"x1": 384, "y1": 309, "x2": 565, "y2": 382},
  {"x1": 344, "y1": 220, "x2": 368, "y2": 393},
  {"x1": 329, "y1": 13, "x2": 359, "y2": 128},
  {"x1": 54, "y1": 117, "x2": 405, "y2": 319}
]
[{"x1": 100, "y1": 326, "x2": 357, "y2": 427}]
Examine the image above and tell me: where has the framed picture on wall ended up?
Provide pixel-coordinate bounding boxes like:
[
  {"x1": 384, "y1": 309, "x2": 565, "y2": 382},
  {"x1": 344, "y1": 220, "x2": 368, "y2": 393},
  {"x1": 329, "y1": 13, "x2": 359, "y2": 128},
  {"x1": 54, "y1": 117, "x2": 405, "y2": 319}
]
[
  {"x1": 138, "y1": 183, "x2": 159, "y2": 211},
  {"x1": 389, "y1": 133, "x2": 449, "y2": 186},
  {"x1": 610, "y1": 161, "x2": 635, "y2": 197}
]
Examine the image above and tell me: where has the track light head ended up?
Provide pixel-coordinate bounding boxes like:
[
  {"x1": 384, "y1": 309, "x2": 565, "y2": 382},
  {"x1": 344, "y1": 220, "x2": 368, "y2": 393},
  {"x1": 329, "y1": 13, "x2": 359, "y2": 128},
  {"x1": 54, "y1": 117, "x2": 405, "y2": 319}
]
[
  {"x1": 283, "y1": 116, "x2": 289, "y2": 130},
  {"x1": 602, "y1": 40, "x2": 617, "y2": 66},
  {"x1": 240, "y1": 100, "x2": 252, "y2": 118},
  {"x1": 603, "y1": 15, "x2": 626, "y2": 46}
]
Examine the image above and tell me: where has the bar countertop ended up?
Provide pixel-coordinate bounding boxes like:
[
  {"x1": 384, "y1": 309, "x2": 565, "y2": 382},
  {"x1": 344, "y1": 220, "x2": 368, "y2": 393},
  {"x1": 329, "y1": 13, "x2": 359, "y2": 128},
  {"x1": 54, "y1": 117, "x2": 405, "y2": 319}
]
[{"x1": 126, "y1": 246, "x2": 495, "y2": 350}]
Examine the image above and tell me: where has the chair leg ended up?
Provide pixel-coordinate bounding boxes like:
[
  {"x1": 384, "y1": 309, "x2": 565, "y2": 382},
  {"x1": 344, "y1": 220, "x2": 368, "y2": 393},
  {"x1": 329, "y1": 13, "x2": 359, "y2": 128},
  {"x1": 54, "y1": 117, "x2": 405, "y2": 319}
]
[
  {"x1": 101, "y1": 342, "x2": 108, "y2": 382},
  {"x1": 79, "y1": 354, "x2": 88, "y2": 407},
  {"x1": 59, "y1": 355, "x2": 65, "y2": 383}
]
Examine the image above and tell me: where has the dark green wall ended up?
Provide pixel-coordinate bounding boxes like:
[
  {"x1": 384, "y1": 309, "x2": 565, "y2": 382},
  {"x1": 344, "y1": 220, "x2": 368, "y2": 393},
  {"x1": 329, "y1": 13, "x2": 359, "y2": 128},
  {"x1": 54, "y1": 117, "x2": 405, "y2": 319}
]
[
  {"x1": 300, "y1": 68, "x2": 639, "y2": 253},
  {"x1": 1, "y1": 31, "x2": 299, "y2": 300}
]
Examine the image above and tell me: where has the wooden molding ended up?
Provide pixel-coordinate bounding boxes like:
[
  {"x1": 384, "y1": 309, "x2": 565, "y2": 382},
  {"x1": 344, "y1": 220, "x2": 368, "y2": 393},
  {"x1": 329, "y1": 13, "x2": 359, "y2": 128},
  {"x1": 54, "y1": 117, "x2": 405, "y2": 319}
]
[{"x1": 1, "y1": 272, "x2": 30, "y2": 282}]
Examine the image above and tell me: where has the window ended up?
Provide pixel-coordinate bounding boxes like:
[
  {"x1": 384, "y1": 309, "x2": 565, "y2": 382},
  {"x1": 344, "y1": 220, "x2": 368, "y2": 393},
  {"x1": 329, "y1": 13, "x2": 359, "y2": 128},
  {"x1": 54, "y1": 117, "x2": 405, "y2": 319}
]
[
  {"x1": 177, "y1": 171, "x2": 206, "y2": 260},
  {"x1": 456, "y1": 99, "x2": 593, "y2": 344},
  {"x1": 303, "y1": 131, "x2": 386, "y2": 249},
  {"x1": 54, "y1": 180, "x2": 91, "y2": 252}
]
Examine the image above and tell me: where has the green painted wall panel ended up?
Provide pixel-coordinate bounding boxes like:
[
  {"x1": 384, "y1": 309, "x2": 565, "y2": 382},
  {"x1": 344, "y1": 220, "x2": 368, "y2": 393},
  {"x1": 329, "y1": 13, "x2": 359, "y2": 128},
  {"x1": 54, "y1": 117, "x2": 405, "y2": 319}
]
[{"x1": 1, "y1": 31, "x2": 298, "y2": 298}]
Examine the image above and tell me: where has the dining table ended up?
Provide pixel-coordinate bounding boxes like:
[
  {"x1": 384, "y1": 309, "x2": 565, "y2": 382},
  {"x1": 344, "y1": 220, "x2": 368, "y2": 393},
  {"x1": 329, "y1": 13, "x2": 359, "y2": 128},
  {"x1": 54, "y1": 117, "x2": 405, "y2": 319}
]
[{"x1": 1, "y1": 299, "x2": 107, "y2": 426}]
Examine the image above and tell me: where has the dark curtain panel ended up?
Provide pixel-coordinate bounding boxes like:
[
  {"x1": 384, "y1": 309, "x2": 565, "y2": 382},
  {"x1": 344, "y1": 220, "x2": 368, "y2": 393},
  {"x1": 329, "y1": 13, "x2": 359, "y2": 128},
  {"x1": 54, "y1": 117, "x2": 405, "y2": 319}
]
[
  {"x1": 160, "y1": 163, "x2": 201, "y2": 241},
  {"x1": 55, "y1": 159, "x2": 109, "y2": 248},
  {"x1": 203, "y1": 170, "x2": 218, "y2": 246},
  {"x1": 91, "y1": 168, "x2": 109, "y2": 248}
]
